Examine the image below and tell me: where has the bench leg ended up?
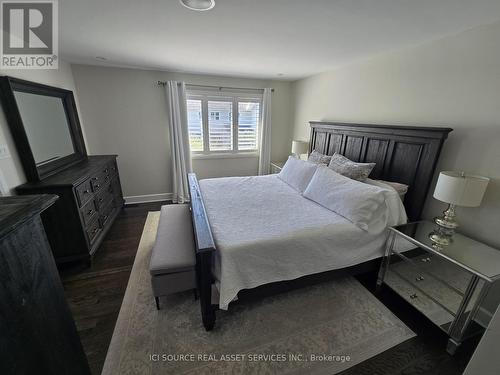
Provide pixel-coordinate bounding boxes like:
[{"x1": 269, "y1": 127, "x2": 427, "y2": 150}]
[{"x1": 155, "y1": 296, "x2": 160, "y2": 310}]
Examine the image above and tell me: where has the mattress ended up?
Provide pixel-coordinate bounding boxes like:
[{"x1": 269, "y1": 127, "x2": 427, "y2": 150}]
[{"x1": 199, "y1": 174, "x2": 404, "y2": 309}]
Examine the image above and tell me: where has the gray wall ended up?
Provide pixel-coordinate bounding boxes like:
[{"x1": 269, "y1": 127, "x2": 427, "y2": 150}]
[
  {"x1": 0, "y1": 61, "x2": 85, "y2": 192},
  {"x1": 71, "y1": 65, "x2": 293, "y2": 200},
  {"x1": 464, "y1": 303, "x2": 500, "y2": 375},
  {"x1": 291, "y1": 21, "x2": 500, "y2": 320}
]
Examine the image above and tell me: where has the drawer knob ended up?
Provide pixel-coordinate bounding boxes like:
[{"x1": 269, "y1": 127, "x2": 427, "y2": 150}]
[
  {"x1": 421, "y1": 257, "x2": 431, "y2": 262},
  {"x1": 92, "y1": 177, "x2": 99, "y2": 181},
  {"x1": 409, "y1": 293, "x2": 418, "y2": 299},
  {"x1": 98, "y1": 198, "x2": 104, "y2": 202},
  {"x1": 415, "y1": 276, "x2": 424, "y2": 282},
  {"x1": 95, "y1": 184, "x2": 100, "y2": 188},
  {"x1": 104, "y1": 168, "x2": 109, "y2": 173},
  {"x1": 83, "y1": 189, "x2": 90, "y2": 194}
]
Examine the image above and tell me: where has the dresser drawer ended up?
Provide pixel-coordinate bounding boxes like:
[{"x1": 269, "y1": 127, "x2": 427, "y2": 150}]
[
  {"x1": 80, "y1": 199, "x2": 98, "y2": 226},
  {"x1": 75, "y1": 179, "x2": 93, "y2": 207},
  {"x1": 109, "y1": 176, "x2": 123, "y2": 201},
  {"x1": 99, "y1": 199, "x2": 116, "y2": 228},
  {"x1": 94, "y1": 186, "x2": 113, "y2": 210},
  {"x1": 90, "y1": 172, "x2": 107, "y2": 193},
  {"x1": 385, "y1": 269, "x2": 454, "y2": 329},
  {"x1": 108, "y1": 160, "x2": 118, "y2": 177},
  {"x1": 85, "y1": 217, "x2": 101, "y2": 245}
]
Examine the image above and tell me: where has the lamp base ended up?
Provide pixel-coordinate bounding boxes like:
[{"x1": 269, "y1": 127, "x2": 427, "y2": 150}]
[
  {"x1": 429, "y1": 204, "x2": 459, "y2": 248},
  {"x1": 434, "y1": 204, "x2": 459, "y2": 229}
]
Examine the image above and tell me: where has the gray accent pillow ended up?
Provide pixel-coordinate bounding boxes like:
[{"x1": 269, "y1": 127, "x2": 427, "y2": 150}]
[
  {"x1": 328, "y1": 153, "x2": 375, "y2": 181},
  {"x1": 308, "y1": 150, "x2": 332, "y2": 165}
]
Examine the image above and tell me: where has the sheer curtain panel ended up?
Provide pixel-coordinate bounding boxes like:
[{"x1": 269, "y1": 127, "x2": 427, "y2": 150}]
[
  {"x1": 258, "y1": 88, "x2": 272, "y2": 175},
  {"x1": 165, "y1": 81, "x2": 192, "y2": 203}
]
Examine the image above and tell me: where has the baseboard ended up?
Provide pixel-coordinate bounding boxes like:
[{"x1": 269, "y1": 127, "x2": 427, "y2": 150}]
[
  {"x1": 124, "y1": 193, "x2": 173, "y2": 205},
  {"x1": 475, "y1": 307, "x2": 493, "y2": 328}
]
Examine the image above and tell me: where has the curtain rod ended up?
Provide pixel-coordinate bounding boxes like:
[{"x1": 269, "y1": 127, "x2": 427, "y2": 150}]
[{"x1": 157, "y1": 81, "x2": 274, "y2": 92}]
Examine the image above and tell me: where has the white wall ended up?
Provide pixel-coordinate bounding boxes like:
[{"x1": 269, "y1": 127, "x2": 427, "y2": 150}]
[
  {"x1": 291, "y1": 21, "x2": 500, "y2": 320},
  {"x1": 71, "y1": 65, "x2": 292, "y2": 200},
  {"x1": 0, "y1": 61, "x2": 83, "y2": 193}
]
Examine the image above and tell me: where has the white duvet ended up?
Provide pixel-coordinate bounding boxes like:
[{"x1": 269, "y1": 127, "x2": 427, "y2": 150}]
[{"x1": 199, "y1": 174, "x2": 406, "y2": 310}]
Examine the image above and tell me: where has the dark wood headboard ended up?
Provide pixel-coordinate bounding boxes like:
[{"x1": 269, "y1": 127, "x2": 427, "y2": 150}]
[{"x1": 309, "y1": 121, "x2": 452, "y2": 221}]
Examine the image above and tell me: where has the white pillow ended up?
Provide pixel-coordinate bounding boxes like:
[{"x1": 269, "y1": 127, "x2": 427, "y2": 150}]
[
  {"x1": 376, "y1": 180, "x2": 408, "y2": 198},
  {"x1": 303, "y1": 166, "x2": 389, "y2": 233},
  {"x1": 277, "y1": 156, "x2": 318, "y2": 193},
  {"x1": 365, "y1": 179, "x2": 408, "y2": 227}
]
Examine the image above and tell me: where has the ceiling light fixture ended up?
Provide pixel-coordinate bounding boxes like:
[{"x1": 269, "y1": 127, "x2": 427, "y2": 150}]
[{"x1": 180, "y1": 0, "x2": 215, "y2": 11}]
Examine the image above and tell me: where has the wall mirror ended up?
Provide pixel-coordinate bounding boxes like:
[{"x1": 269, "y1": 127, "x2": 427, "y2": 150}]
[{"x1": 0, "y1": 76, "x2": 87, "y2": 181}]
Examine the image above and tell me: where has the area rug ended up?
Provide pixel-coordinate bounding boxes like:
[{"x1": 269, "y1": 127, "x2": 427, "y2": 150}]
[{"x1": 102, "y1": 211, "x2": 415, "y2": 375}]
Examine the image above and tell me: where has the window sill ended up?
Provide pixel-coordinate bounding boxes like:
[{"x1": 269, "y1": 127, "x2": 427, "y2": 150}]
[{"x1": 192, "y1": 152, "x2": 259, "y2": 160}]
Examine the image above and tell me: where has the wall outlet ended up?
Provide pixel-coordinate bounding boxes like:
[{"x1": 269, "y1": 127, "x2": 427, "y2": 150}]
[{"x1": 0, "y1": 144, "x2": 11, "y2": 159}]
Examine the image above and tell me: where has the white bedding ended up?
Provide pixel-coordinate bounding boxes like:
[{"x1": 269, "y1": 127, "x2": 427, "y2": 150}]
[{"x1": 199, "y1": 174, "x2": 406, "y2": 310}]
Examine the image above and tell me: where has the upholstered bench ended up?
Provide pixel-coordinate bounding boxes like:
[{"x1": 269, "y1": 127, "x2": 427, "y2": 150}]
[{"x1": 149, "y1": 204, "x2": 197, "y2": 310}]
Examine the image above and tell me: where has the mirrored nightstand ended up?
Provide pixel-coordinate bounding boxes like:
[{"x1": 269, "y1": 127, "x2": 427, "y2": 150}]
[
  {"x1": 270, "y1": 161, "x2": 285, "y2": 174},
  {"x1": 377, "y1": 220, "x2": 500, "y2": 354}
]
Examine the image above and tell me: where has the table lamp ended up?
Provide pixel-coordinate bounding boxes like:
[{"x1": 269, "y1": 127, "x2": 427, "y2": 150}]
[
  {"x1": 291, "y1": 140, "x2": 309, "y2": 159},
  {"x1": 429, "y1": 171, "x2": 489, "y2": 246}
]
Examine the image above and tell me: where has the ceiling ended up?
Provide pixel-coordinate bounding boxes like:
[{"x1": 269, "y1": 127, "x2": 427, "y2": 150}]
[{"x1": 60, "y1": 0, "x2": 500, "y2": 80}]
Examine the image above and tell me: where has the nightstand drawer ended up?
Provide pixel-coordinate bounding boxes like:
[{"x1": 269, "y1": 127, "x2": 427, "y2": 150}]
[
  {"x1": 393, "y1": 248, "x2": 473, "y2": 293},
  {"x1": 389, "y1": 257, "x2": 463, "y2": 314},
  {"x1": 385, "y1": 269, "x2": 454, "y2": 329}
]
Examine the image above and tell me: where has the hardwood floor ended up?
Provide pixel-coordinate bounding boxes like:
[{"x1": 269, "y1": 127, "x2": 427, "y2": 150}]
[
  {"x1": 60, "y1": 202, "x2": 167, "y2": 375},
  {"x1": 60, "y1": 202, "x2": 477, "y2": 375}
]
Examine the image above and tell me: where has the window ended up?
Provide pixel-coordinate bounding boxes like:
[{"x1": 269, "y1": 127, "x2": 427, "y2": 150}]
[
  {"x1": 187, "y1": 90, "x2": 261, "y2": 154},
  {"x1": 187, "y1": 99, "x2": 203, "y2": 151},
  {"x1": 238, "y1": 101, "x2": 260, "y2": 150}
]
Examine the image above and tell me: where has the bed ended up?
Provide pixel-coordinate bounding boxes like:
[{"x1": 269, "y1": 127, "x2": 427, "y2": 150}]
[{"x1": 189, "y1": 121, "x2": 453, "y2": 330}]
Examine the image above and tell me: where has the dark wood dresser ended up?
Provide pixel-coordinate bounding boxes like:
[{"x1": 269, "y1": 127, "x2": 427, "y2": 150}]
[
  {"x1": 16, "y1": 155, "x2": 124, "y2": 265},
  {"x1": 0, "y1": 195, "x2": 90, "y2": 375}
]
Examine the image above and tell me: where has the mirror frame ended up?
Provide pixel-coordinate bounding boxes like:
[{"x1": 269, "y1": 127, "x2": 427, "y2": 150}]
[{"x1": 0, "y1": 76, "x2": 87, "y2": 181}]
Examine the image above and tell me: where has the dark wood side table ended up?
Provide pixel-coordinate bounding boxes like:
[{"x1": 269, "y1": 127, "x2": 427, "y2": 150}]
[{"x1": 0, "y1": 195, "x2": 90, "y2": 375}]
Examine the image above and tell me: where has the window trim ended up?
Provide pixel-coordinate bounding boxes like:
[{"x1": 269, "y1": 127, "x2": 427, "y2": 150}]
[{"x1": 187, "y1": 89, "x2": 263, "y2": 156}]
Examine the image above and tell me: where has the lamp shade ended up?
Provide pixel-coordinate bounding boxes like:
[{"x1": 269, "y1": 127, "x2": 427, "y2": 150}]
[
  {"x1": 433, "y1": 171, "x2": 489, "y2": 207},
  {"x1": 291, "y1": 140, "x2": 309, "y2": 155}
]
